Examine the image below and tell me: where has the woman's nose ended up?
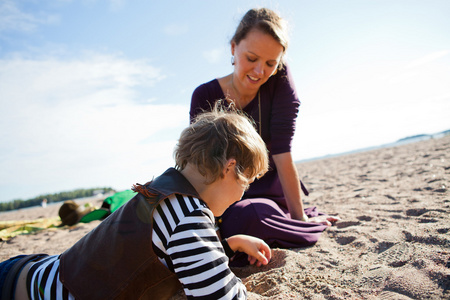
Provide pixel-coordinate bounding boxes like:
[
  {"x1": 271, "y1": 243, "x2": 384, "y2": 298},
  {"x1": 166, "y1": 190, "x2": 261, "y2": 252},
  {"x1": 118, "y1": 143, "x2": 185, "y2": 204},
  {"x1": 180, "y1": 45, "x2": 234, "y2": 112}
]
[{"x1": 254, "y1": 63, "x2": 264, "y2": 76}]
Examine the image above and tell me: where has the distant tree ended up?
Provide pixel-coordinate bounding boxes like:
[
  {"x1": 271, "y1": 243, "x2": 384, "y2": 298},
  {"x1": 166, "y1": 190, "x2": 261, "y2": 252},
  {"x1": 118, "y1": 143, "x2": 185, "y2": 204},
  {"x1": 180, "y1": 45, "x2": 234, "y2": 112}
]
[{"x1": 0, "y1": 187, "x2": 115, "y2": 212}]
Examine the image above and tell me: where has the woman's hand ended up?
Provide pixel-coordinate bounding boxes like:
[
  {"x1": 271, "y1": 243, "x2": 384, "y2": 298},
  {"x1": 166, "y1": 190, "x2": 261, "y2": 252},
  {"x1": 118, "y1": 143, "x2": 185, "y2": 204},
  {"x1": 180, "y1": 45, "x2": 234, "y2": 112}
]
[
  {"x1": 227, "y1": 234, "x2": 271, "y2": 267},
  {"x1": 308, "y1": 215, "x2": 341, "y2": 226}
]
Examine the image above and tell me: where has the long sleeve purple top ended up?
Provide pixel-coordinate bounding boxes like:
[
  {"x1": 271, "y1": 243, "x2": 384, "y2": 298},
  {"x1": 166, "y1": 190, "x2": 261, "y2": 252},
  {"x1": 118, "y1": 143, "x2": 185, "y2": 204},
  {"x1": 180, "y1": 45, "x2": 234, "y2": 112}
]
[{"x1": 190, "y1": 64, "x2": 300, "y2": 207}]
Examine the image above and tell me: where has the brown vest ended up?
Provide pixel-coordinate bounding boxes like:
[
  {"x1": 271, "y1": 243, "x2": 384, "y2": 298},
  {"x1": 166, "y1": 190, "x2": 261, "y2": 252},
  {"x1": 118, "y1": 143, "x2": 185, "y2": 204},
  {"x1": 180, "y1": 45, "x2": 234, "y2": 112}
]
[{"x1": 60, "y1": 168, "x2": 200, "y2": 299}]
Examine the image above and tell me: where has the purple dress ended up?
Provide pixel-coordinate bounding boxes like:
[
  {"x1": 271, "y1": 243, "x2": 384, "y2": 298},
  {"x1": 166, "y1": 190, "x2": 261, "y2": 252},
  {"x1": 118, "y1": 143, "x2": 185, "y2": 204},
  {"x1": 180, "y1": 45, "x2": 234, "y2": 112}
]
[{"x1": 191, "y1": 65, "x2": 328, "y2": 265}]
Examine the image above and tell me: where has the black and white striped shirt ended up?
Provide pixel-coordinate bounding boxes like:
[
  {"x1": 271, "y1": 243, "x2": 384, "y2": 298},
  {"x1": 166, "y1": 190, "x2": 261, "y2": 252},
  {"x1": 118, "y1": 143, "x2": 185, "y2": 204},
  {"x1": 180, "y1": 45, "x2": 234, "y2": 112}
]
[
  {"x1": 26, "y1": 193, "x2": 246, "y2": 299},
  {"x1": 152, "y1": 193, "x2": 246, "y2": 299},
  {"x1": 26, "y1": 255, "x2": 72, "y2": 300}
]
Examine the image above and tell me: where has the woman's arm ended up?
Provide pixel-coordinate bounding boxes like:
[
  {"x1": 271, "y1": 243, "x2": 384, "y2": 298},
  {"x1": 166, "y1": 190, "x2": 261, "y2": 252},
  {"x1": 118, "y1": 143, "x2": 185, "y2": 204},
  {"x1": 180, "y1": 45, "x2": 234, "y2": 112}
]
[
  {"x1": 272, "y1": 152, "x2": 306, "y2": 220},
  {"x1": 273, "y1": 152, "x2": 340, "y2": 225}
]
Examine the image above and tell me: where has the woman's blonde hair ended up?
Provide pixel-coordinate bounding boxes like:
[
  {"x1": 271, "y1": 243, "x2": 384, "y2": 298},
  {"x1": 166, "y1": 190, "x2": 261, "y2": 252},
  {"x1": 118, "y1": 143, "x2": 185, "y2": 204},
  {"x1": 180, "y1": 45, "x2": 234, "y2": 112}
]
[
  {"x1": 231, "y1": 8, "x2": 289, "y2": 68},
  {"x1": 174, "y1": 102, "x2": 268, "y2": 185}
]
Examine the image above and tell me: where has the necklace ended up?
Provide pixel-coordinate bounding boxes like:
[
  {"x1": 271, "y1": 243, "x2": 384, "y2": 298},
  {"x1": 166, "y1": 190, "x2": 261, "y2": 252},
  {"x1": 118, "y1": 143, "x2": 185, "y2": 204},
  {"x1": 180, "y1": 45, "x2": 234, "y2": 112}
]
[
  {"x1": 229, "y1": 74, "x2": 262, "y2": 136},
  {"x1": 258, "y1": 89, "x2": 261, "y2": 136},
  {"x1": 229, "y1": 74, "x2": 240, "y2": 105}
]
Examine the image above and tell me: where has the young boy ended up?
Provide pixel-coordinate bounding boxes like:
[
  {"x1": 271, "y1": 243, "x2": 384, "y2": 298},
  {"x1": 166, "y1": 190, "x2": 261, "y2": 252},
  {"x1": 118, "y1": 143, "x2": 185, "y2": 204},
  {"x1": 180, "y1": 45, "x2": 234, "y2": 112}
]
[{"x1": 1, "y1": 105, "x2": 271, "y2": 299}]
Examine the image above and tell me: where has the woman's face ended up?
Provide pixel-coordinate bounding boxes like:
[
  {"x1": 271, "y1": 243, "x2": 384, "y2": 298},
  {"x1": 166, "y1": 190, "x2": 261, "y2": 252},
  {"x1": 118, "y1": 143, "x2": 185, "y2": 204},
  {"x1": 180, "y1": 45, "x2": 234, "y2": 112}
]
[{"x1": 232, "y1": 29, "x2": 284, "y2": 93}]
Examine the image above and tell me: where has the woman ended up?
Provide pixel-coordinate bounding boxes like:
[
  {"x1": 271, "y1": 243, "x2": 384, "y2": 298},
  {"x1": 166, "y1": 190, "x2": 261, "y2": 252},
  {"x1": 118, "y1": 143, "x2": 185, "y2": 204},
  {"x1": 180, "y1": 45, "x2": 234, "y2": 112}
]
[{"x1": 190, "y1": 8, "x2": 338, "y2": 264}]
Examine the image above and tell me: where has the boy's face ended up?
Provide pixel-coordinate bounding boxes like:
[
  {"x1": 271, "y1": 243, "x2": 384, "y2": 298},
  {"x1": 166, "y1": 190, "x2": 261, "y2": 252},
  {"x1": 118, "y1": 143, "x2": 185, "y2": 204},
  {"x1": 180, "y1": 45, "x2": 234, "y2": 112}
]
[{"x1": 217, "y1": 167, "x2": 255, "y2": 214}]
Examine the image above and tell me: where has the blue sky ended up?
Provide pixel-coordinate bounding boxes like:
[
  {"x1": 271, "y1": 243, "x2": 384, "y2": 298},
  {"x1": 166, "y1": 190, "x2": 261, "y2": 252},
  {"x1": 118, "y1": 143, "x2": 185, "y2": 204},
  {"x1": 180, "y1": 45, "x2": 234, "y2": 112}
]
[{"x1": 1, "y1": 0, "x2": 449, "y2": 202}]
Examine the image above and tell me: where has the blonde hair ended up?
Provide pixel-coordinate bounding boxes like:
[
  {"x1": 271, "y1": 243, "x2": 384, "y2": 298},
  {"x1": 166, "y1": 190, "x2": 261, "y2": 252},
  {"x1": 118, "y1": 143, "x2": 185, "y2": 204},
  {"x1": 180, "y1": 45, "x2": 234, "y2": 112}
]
[
  {"x1": 174, "y1": 102, "x2": 268, "y2": 185},
  {"x1": 231, "y1": 8, "x2": 289, "y2": 68}
]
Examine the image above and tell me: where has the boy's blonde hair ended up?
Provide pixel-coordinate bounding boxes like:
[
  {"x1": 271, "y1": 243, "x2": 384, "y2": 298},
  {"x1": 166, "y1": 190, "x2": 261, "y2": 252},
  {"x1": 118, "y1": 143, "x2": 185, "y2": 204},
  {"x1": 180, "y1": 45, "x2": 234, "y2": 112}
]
[{"x1": 174, "y1": 103, "x2": 268, "y2": 185}]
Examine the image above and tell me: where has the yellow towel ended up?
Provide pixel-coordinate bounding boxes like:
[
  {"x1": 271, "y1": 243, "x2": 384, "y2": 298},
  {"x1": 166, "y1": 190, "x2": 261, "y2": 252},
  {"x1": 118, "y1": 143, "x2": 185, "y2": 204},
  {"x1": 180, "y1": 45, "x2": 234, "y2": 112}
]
[{"x1": 0, "y1": 217, "x2": 60, "y2": 240}]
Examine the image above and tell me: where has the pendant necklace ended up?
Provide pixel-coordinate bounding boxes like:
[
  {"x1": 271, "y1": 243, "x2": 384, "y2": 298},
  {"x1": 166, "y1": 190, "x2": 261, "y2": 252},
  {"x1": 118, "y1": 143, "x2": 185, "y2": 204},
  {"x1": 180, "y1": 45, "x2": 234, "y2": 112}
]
[{"x1": 230, "y1": 74, "x2": 262, "y2": 136}]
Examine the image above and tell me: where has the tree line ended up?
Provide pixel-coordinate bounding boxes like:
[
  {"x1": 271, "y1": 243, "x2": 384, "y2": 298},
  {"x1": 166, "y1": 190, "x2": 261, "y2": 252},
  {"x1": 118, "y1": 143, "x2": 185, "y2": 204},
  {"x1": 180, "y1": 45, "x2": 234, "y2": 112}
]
[{"x1": 0, "y1": 187, "x2": 115, "y2": 212}]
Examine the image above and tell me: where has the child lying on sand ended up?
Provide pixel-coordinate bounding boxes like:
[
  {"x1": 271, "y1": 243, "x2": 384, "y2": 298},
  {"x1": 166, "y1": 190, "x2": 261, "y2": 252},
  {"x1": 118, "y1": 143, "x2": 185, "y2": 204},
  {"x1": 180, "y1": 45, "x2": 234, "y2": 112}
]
[{"x1": 0, "y1": 104, "x2": 271, "y2": 299}]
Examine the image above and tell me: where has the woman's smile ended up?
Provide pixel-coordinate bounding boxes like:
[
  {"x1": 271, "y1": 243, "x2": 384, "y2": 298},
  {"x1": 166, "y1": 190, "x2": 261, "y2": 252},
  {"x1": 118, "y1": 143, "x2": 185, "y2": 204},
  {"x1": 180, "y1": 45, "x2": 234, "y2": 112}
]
[{"x1": 232, "y1": 28, "x2": 284, "y2": 94}]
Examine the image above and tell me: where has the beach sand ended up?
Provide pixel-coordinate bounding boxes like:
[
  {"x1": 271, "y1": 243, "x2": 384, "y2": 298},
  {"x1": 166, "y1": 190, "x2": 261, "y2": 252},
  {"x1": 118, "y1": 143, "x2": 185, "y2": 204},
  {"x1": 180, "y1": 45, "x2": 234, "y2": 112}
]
[{"x1": 1, "y1": 136, "x2": 449, "y2": 299}]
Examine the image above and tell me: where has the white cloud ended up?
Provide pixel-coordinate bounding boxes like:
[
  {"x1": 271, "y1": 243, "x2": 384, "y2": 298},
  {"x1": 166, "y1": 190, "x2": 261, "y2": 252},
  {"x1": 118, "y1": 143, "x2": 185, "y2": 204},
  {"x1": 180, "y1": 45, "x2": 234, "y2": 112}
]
[
  {"x1": 388, "y1": 50, "x2": 450, "y2": 84},
  {"x1": 0, "y1": 53, "x2": 163, "y2": 107},
  {"x1": 108, "y1": 0, "x2": 126, "y2": 12},
  {"x1": 0, "y1": 53, "x2": 188, "y2": 201},
  {"x1": 0, "y1": 0, "x2": 59, "y2": 33},
  {"x1": 292, "y1": 50, "x2": 450, "y2": 162},
  {"x1": 406, "y1": 50, "x2": 450, "y2": 69}
]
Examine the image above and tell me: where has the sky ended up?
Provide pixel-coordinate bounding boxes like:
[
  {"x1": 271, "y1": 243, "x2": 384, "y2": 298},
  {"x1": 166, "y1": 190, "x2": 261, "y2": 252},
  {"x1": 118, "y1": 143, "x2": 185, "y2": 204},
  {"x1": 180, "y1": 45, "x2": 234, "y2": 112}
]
[{"x1": 1, "y1": 0, "x2": 449, "y2": 202}]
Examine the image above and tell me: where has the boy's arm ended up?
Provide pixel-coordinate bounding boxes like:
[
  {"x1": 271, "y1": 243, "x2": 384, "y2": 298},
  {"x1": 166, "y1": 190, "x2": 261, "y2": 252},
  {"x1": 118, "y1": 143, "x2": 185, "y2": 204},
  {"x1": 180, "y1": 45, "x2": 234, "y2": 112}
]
[
  {"x1": 167, "y1": 210, "x2": 247, "y2": 299},
  {"x1": 226, "y1": 235, "x2": 272, "y2": 267},
  {"x1": 221, "y1": 239, "x2": 237, "y2": 258}
]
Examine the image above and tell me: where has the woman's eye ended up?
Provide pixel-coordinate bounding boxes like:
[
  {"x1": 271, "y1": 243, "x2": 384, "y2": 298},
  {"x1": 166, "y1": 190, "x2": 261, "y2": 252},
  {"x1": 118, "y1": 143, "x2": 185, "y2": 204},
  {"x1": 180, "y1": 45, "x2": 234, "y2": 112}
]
[{"x1": 247, "y1": 57, "x2": 256, "y2": 62}]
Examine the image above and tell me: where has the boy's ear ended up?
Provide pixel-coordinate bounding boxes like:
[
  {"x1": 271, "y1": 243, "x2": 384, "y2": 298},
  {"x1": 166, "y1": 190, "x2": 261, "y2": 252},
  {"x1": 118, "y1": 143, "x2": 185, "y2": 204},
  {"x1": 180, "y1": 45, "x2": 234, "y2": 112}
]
[{"x1": 224, "y1": 159, "x2": 237, "y2": 174}]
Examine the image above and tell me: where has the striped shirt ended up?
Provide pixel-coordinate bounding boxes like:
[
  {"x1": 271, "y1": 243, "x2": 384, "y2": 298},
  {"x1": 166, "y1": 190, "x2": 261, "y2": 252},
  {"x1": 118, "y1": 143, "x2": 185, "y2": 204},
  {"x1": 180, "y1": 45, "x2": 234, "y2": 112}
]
[
  {"x1": 152, "y1": 194, "x2": 246, "y2": 299},
  {"x1": 26, "y1": 255, "x2": 72, "y2": 300},
  {"x1": 25, "y1": 193, "x2": 246, "y2": 299}
]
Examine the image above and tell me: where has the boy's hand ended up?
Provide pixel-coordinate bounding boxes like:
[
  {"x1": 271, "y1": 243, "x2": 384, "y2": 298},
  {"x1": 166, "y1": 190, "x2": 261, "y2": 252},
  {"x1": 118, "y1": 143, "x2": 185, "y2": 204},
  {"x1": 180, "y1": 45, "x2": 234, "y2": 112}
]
[{"x1": 227, "y1": 235, "x2": 271, "y2": 267}]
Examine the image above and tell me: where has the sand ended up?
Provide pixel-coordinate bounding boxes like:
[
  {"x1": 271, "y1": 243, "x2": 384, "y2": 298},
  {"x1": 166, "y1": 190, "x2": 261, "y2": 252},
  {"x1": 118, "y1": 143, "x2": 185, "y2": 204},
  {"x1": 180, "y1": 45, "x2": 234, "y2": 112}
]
[{"x1": 1, "y1": 136, "x2": 449, "y2": 299}]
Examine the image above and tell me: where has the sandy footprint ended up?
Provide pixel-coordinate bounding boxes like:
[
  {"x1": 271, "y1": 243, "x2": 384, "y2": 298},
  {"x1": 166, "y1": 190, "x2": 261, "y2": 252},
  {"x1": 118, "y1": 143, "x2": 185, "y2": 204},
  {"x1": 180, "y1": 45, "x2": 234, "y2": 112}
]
[
  {"x1": 374, "y1": 242, "x2": 415, "y2": 268},
  {"x1": 385, "y1": 265, "x2": 443, "y2": 299},
  {"x1": 377, "y1": 290, "x2": 414, "y2": 299},
  {"x1": 359, "y1": 265, "x2": 392, "y2": 289}
]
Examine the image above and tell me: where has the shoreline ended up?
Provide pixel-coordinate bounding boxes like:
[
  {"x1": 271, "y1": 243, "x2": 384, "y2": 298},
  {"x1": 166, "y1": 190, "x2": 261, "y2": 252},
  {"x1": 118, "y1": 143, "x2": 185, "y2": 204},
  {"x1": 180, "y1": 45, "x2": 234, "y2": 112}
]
[{"x1": 296, "y1": 132, "x2": 448, "y2": 164}]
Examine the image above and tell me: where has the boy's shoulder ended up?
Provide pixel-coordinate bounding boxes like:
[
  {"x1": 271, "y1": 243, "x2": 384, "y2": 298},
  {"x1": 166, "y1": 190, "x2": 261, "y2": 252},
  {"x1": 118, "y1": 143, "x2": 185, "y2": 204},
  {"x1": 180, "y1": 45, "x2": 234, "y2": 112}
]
[{"x1": 157, "y1": 193, "x2": 214, "y2": 225}]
